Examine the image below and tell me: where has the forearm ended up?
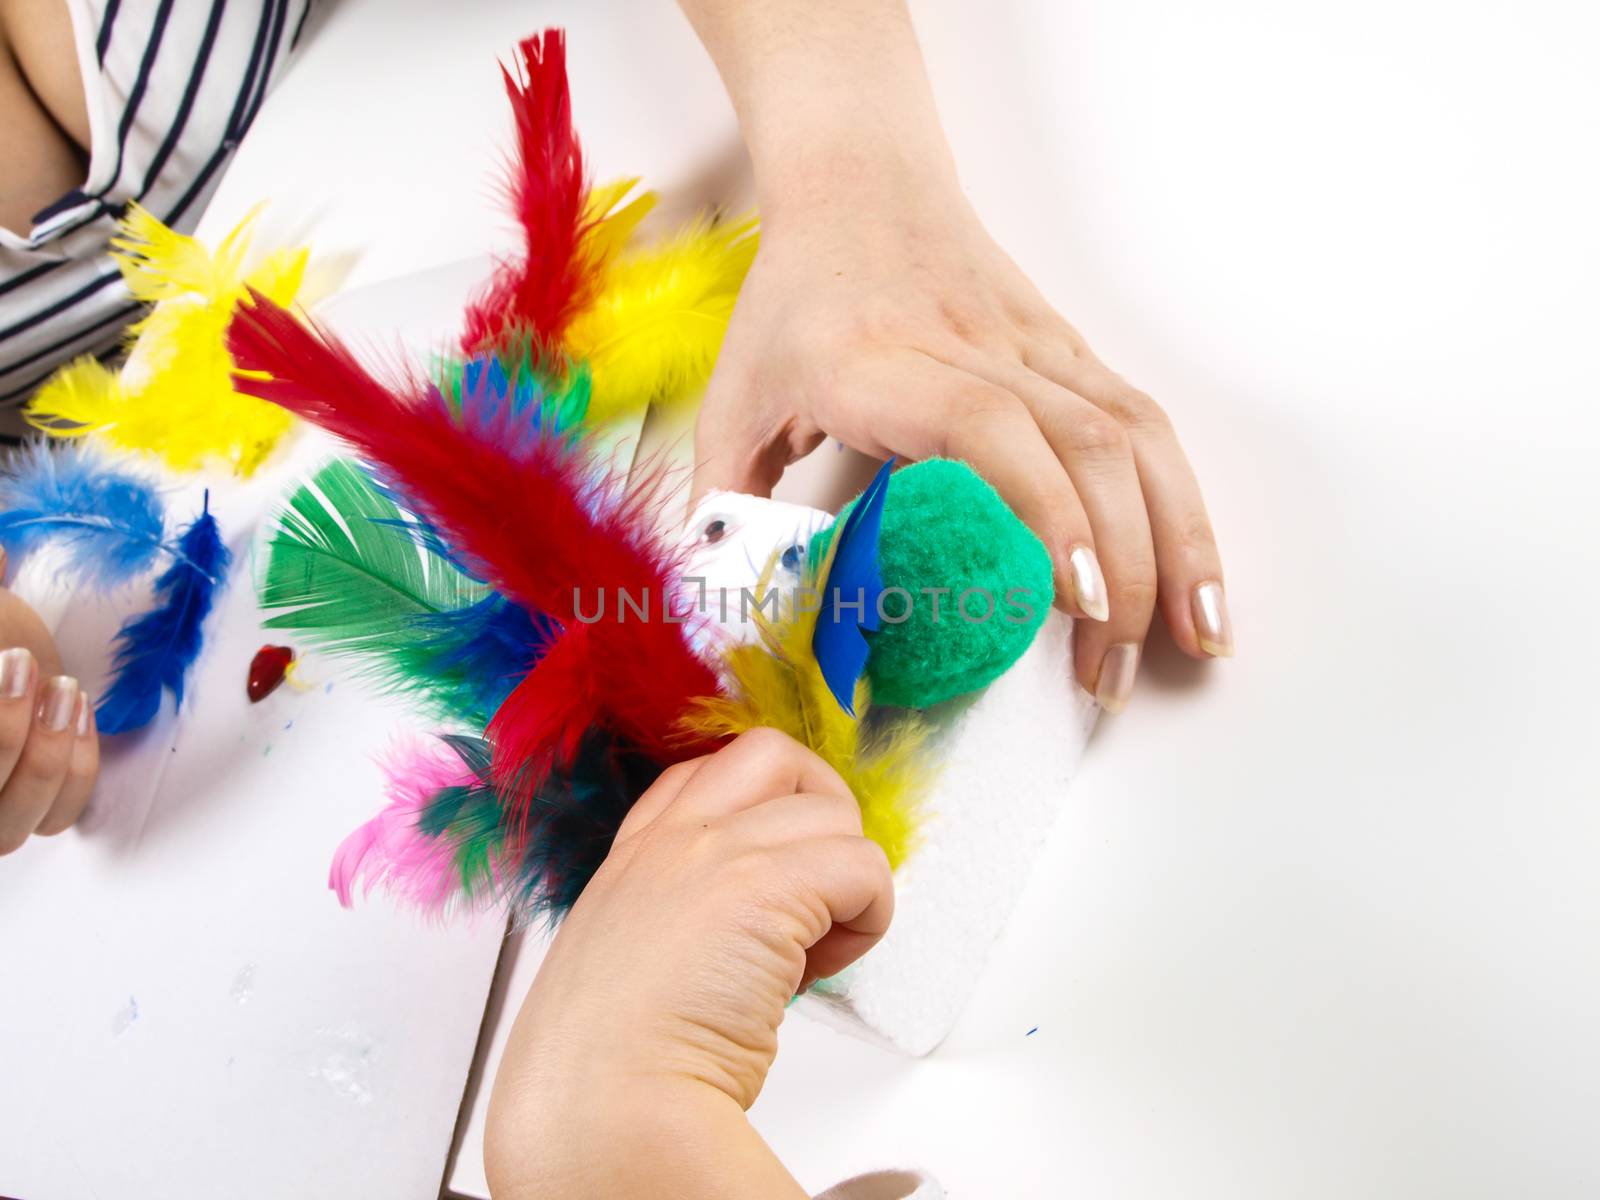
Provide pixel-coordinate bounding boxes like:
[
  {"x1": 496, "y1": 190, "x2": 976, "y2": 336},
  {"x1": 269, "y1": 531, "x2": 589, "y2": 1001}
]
[
  {"x1": 676, "y1": 0, "x2": 959, "y2": 225},
  {"x1": 486, "y1": 1075, "x2": 807, "y2": 1200}
]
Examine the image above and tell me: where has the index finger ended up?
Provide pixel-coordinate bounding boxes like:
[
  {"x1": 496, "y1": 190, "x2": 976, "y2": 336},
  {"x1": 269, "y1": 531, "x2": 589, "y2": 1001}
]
[
  {"x1": 1035, "y1": 351, "x2": 1231, "y2": 659},
  {"x1": 672, "y1": 727, "x2": 851, "y2": 822}
]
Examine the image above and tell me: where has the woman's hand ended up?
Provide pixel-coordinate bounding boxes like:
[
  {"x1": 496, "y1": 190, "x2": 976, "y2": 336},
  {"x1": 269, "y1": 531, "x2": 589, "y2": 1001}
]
[
  {"x1": 485, "y1": 729, "x2": 892, "y2": 1200},
  {"x1": 0, "y1": 551, "x2": 98, "y2": 856},
  {"x1": 681, "y1": 0, "x2": 1231, "y2": 712}
]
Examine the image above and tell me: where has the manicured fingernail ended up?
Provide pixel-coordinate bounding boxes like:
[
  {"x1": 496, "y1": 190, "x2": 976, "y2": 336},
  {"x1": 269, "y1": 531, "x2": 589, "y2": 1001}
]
[
  {"x1": 0, "y1": 648, "x2": 35, "y2": 699},
  {"x1": 38, "y1": 676, "x2": 80, "y2": 732},
  {"x1": 75, "y1": 692, "x2": 92, "y2": 737},
  {"x1": 1066, "y1": 544, "x2": 1110, "y2": 622},
  {"x1": 1192, "y1": 580, "x2": 1233, "y2": 657},
  {"x1": 1094, "y1": 643, "x2": 1140, "y2": 713}
]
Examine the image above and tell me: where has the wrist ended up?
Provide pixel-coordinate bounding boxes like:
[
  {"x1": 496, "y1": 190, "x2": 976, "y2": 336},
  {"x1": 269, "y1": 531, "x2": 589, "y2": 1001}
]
[
  {"x1": 487, "y1": 1075, "x2": 805, "y2": 1200},
  {"x1": 750, "y1": 121, "x2": 961, "y2": 235}
]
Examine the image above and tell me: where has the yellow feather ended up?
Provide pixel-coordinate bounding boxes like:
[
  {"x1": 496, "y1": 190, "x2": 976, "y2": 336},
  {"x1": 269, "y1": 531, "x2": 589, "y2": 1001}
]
[
  {"x1": 679, "y1": 548, "x2": 927, "y2": 869},
  {"x1": 582, "y1": 177, "x2": 657, "y2": 264},
  {"x1": 566, "y1": 215, "x2": 758, "y2": 426},
  {"x1": 26, "y1": 204, "x2": 308, "y2": 477}
]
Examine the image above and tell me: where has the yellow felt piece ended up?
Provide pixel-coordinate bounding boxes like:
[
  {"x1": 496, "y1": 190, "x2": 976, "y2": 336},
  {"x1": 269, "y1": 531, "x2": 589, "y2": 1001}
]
[
  {"x1": 679, "y1": 546, "x2": 926, "y2": 870},
  {"x1": 27, "y1": 204, "x2": 308, "y2": 477},
  {"x1": 566, "y1": 215, "x2": 758, "y2": 426}
]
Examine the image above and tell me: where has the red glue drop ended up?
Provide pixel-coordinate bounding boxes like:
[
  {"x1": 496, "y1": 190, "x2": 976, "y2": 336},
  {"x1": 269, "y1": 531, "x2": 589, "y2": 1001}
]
[{"x1": 248, "y1": 645, "x2": 295, "y2": 702}]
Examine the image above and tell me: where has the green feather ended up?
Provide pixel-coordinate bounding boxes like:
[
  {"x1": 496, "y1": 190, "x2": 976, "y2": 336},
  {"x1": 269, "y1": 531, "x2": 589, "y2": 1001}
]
[{"x1": 259, "y1": 458, "x2": 495, "y2": 722}]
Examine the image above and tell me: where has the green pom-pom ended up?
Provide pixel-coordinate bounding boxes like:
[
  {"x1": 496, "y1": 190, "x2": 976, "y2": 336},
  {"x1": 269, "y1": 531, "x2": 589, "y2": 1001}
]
[{"x1": 808, "y1": 459, "x2": 1053, "y2": 709}]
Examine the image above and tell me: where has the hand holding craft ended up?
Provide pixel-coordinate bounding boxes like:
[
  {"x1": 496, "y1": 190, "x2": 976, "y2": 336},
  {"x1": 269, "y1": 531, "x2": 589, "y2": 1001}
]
[
  {"x1": 0, "y1": 550, "x2": 98, "y2": 855},
  {"x1": 681, "y1": 0, "x2": 1233, "y2": 712},
  {"x1": 485, "y1": 728, "x2": 890, "y2": 1200}
]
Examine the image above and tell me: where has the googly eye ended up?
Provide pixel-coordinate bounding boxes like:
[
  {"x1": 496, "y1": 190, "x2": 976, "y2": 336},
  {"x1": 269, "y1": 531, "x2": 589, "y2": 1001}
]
[
  {"x1": 779, "y1": 543, "x2": 804, "y2": 572},
  {"x1": 698, "y1": 514, "x2": 734, "y2": 546}
]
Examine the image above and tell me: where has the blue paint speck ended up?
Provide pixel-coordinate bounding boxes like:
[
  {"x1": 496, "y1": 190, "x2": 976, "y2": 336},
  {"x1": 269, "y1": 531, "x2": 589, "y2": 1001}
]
[
  {"x1": 283, "y1": 719, "x2": 294, "y2": 731},
  {"x1": 1026, "y1": 1026, "x2": 1038, "y2": 1037},
  {"x1": 324, "y1": 682, "x2": 333, "y2": 694}
]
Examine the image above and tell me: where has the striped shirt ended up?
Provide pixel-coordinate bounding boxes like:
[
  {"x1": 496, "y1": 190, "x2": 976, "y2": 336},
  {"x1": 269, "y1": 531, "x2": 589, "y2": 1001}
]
[{"x1": 0, "y1": 0, "x2": 313, "y2": 424}]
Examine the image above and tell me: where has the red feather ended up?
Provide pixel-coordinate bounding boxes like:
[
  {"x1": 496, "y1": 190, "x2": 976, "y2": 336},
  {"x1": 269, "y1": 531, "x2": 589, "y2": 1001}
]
[
  {"x1": 461, "y1": 28, "x2": 603, "y2": 353},
  {"x1": 227, "y1": 294, "x2": 725, "y2": 813}
]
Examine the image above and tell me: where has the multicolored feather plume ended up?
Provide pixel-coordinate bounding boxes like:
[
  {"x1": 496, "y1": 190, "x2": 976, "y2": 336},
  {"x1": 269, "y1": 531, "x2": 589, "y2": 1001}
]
[
  {"x1": 25, "y1": 203, "x2": 308, "y2": 477},
  {"x1": 228, "y1": 293, "x2": 726, "y2": 814}
]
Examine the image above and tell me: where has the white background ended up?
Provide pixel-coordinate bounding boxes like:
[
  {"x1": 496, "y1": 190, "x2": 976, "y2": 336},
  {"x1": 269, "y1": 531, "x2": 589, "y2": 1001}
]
[{"x1": 6, "y1": 1, "x2": 1599, "y2": 1197}]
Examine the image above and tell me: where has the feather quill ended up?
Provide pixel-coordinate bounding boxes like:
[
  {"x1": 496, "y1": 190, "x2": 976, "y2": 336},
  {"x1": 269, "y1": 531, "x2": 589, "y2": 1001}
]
[
  {"x1": 98, "y1": 494, "x2": 231, "y2": 734},
  {"x1": 26, "y1": 203, "x2": 307, "y2": 477},
  {"x1": 0, "y1": 442, "x2": 167, "y2": 590},
  {"x1": 567, "y1": 216, "x2": 758, "y2": 424},
  {"x1": 228, "y1": 294, "x2": 725, "y2": 811}
]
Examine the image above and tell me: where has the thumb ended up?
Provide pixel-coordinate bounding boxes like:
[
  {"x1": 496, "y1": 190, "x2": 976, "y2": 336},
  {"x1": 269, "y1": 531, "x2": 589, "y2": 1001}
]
[
  {"x1": 689, "y1": 393, "x2": 783, "y2": 508},
  {"x1": 688, "y1": 385, "x2": 825, "y2": 508}
]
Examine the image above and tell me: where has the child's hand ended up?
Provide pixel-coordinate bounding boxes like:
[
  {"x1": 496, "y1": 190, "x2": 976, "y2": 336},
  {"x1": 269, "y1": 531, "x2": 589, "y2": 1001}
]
[
  {"x1": 0, "y1": 553, "x2": 98, "y2": 855},
  {"x1": 486, "y1": 728, "x2": 893, "y2": 1200}
]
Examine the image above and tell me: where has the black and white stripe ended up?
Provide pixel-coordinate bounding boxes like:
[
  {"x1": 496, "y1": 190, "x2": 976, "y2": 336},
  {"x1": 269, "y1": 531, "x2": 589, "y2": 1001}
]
[{"x1": 0, "y1": 0, "x2": 313, "y2": 415}]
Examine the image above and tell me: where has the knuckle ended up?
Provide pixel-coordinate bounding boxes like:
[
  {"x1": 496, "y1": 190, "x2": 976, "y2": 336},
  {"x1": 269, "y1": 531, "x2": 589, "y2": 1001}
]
[
  {"x1": 14, "y1": 741, "x2": 68, "y2": 787},
  {"x1": 1104, "y1": 387, "x2": 1170, "y2": 432},
  {"x1": 734, "y1": 725, "x2": 802, "y2": 762},
  {"x1": 1068, "y1": 413, "x2": 1132, "y2": 458},
  {"x1": 935, "y1": 297, "x2": 1007, "y2": 347},
  {"x1": 821, "y1": 789, "x2": 864, "y2": 835},
  {"x1": 1174, "y1": 511, "x2": 1218, "y2": 556},
  {"x1": 1112, "y1": 574, "x2": 1160, "y2": 613}
]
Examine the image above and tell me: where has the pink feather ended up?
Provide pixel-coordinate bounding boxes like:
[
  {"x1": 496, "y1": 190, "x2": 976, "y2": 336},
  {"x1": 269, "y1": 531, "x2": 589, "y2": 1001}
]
[{"x1": 328, "y1": 738, "x2": 484, "y2": 912}]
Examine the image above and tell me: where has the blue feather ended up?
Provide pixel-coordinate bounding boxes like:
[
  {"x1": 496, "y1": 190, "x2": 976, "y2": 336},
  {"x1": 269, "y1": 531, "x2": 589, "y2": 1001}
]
[
  {"x1": 97, "y1": 495, "x2": 231, "y2": 735},
  {"x1": 813, "y1": 458, "x2": 894, "y2": 715},
  {"x1": 0, "y1": 442, "x2": 166, "y2": 589},
  {"x1": 411, "y1": 592, "x2": 559, "y2": 723}
]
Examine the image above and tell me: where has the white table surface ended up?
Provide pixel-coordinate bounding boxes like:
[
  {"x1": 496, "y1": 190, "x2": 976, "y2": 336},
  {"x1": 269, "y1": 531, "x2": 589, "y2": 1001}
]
[{"x1": 10, "y1": 1, "x2": 1600, "y2": 1197}]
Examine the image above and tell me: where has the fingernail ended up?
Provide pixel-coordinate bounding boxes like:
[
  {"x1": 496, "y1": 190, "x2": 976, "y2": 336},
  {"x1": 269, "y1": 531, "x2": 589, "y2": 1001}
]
[
  {"x1": 1192, "y1": 580, "x2": 1233, "y2": 658},
  {"x1": 75, "y1": 691, "x2": 93, "y2": 737},
  {"x1": 1066, "y1": 544, "x2": 1110, "y2": 622},
  {"x1": 37, "y1": 676, "x2": 80, "y2": 732},
  {"x1": 0, "y1": 648, "x2": 35, "y2": 699},
  {"x1": 1094, "y1": 643, "x2": 1140, "y2": 713}
]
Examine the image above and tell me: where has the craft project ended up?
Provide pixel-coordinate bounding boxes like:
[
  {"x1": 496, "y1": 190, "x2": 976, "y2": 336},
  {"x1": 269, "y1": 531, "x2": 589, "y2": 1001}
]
[
  {"x1": 680, "y1": 486, "x2": 1095, "y2": 1054},
  {"x1": 231, "y1": 26, "x2": 1083, "y2": 1054},
  {"x1": 26, "y1": 203, "x2": 310, "y2": 477}
]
